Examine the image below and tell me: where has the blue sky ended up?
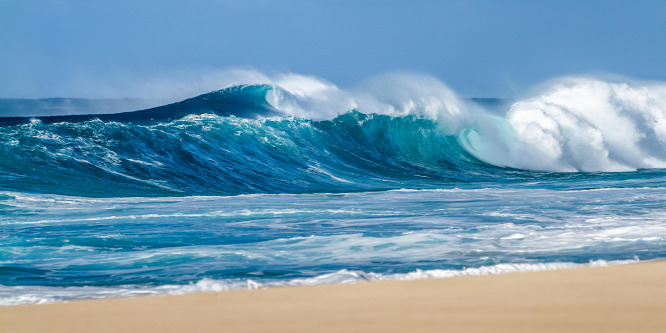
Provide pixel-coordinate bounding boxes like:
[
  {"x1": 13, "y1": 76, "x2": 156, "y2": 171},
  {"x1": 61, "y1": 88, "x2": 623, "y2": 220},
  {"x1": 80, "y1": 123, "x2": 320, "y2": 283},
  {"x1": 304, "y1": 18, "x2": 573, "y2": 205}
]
[{"x1": 2, "y1": 0, "x2": 666, "y2": 98}]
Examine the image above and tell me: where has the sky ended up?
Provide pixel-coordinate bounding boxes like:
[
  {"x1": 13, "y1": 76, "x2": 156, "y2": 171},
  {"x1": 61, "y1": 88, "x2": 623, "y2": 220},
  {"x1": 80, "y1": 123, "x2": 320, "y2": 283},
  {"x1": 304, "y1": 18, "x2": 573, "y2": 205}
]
[{"x1": 2, "y1": 0, "x2": 666, "y2": 99}]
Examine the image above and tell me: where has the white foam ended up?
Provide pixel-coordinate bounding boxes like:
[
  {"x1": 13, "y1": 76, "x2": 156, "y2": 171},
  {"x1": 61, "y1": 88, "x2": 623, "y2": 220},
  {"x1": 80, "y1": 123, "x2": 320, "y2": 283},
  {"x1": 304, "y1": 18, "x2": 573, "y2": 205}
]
[
  {"x1": 465, "y1": 76, "x2": 666, "y2": 172},
  {"x1": 0, "y1": 259, "x2": 639, "y2": 306},
  {"x1": 265, "y1": 72, "x2": 468, "y2": 133}
]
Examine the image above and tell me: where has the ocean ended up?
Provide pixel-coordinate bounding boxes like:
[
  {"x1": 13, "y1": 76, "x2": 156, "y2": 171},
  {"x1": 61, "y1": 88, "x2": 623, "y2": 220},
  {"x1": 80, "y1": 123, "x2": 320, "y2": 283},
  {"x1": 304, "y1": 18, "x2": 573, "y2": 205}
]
[{"x1": 2, "y1": 73, "x2": 665, "y2": 305}]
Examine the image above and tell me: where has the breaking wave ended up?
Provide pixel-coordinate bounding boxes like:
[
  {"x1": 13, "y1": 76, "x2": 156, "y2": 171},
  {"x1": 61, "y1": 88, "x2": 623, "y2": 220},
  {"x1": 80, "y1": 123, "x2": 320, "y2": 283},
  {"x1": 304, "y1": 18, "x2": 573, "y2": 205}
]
[{"x1": 2, "y1": 73, "x2": 666, "y2": 197}]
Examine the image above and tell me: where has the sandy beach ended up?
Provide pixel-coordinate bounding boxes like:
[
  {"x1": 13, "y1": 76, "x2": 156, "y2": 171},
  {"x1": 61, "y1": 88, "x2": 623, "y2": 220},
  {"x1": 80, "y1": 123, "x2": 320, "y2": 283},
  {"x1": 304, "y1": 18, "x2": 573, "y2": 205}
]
[{"x1": 1, "y1": 260, "x2": 664, "y2": 333}]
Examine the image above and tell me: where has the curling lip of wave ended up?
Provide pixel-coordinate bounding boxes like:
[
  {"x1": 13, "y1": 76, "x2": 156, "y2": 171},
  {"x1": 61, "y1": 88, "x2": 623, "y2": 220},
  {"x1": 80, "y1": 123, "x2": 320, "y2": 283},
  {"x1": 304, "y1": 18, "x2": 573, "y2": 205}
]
[{"x1": 459, "y1": 77, "x2": 666, "y2": 172}]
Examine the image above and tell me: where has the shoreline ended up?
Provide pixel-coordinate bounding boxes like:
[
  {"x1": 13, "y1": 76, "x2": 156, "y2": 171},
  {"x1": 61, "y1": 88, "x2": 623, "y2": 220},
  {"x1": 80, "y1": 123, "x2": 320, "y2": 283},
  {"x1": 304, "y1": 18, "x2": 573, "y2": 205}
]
[
  {"x1": 0, "y1": 259, "x2": 638, "y2": 307},
  {"x1": 2, "y1": 260, "x2": 665, "y2": 332}
]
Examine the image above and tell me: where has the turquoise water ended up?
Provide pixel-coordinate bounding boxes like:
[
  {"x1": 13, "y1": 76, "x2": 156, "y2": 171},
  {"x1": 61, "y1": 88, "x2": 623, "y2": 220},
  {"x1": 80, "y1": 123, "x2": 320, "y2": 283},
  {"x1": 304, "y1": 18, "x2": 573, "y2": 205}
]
[{"x1": 2, "y1": 75, "x2": 666, "y2": 304}]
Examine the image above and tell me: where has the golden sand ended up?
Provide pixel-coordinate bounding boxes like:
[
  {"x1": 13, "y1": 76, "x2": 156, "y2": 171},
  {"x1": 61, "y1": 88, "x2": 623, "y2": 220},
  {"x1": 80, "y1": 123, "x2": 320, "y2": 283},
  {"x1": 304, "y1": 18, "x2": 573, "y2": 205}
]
[{"x1": 2, "y1": 260, "x2": 665, "y2": 333}]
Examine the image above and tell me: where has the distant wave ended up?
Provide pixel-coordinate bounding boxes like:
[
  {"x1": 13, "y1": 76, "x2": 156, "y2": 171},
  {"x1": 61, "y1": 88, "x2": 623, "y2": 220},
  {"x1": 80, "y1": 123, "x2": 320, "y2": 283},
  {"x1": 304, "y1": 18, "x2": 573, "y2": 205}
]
[
  {"x1": 0, "y1": 98, "x2": 169, "y2": 118},
  {"x1": 2, "y1": 73, "x2": 666, "y2": 197}
]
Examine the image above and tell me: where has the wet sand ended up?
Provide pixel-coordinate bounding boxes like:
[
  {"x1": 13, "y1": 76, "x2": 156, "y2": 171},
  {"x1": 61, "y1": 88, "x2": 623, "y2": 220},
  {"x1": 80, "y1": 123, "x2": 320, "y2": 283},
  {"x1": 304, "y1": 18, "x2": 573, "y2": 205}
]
[{"x1": 2, "y1": 260, "x2": 665, "y2": 333}]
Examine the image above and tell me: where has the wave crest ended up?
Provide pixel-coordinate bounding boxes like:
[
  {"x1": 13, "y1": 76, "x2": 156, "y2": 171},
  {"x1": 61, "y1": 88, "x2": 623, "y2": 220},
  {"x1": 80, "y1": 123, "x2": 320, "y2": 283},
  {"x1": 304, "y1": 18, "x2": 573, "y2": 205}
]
[
  {"x1": 267, "y1": 72, "x2": 468, "y2": 133},
  {"x1": 464, "y1": 77, "x2": 666, "y2": 172}
]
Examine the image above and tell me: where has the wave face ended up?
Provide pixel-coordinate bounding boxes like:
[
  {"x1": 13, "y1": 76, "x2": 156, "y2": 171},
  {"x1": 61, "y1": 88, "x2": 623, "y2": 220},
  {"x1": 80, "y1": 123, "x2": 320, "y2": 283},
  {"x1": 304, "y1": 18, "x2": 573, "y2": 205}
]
[
  {"x1": 2, "y1": 72, "x2": 666, "y2": 305},
  {"x1": 0, "y1": 87, "x2": 488, "y2": 197},
  {"x1": 0, "y1": 110, "x2": 490, "y2": 197}
]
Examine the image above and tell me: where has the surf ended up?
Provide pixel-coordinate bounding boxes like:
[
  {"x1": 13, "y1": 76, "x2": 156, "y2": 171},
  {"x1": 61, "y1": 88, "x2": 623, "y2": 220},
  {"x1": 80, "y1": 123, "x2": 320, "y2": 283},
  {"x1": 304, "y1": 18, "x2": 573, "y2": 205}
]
[{"x1": 2, "y1": 72, "x2": 666, "y2": 305}]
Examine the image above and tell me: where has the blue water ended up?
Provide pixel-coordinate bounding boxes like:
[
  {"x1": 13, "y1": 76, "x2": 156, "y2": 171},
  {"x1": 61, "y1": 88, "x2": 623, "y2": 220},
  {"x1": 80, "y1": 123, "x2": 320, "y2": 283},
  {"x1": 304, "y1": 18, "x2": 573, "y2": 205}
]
[{"x1": 2, "y1": 74, "x2": 666, "y2": 305}]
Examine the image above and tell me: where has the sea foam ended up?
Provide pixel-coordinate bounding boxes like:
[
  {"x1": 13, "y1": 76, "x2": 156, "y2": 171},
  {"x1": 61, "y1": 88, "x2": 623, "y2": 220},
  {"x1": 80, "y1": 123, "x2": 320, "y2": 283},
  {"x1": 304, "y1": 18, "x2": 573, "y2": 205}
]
[
  {"x1": 462, "y1": 77, "x2": 666, "y2": 172},
  {"x1": 0, "y1": 259, "x2": 638, "y2": 306}
]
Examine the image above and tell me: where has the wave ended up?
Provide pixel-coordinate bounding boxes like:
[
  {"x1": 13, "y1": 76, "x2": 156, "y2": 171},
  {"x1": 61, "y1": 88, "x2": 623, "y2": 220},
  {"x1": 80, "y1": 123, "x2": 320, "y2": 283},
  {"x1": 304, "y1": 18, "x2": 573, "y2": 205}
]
[
  {"x1": 0, "y1": 110, "x2": 489, "y2": 197},
  {"x1": 1, "y1": 73, "x2": 666, "y2": 197}
]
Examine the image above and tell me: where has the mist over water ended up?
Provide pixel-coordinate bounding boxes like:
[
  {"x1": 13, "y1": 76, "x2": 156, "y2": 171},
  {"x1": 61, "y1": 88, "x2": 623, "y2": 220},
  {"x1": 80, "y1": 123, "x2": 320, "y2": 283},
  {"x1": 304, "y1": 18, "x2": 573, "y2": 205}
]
[{"x1": 1, "y1": 71, "x2": 666, "y2": 305}]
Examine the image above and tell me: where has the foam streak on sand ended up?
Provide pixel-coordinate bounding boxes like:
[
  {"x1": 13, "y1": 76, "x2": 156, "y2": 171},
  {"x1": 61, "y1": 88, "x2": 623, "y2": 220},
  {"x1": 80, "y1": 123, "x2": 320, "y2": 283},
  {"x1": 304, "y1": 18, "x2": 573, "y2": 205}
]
[{"x1": 1, "y1": 260, "x2": 665, "y2": 333}]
